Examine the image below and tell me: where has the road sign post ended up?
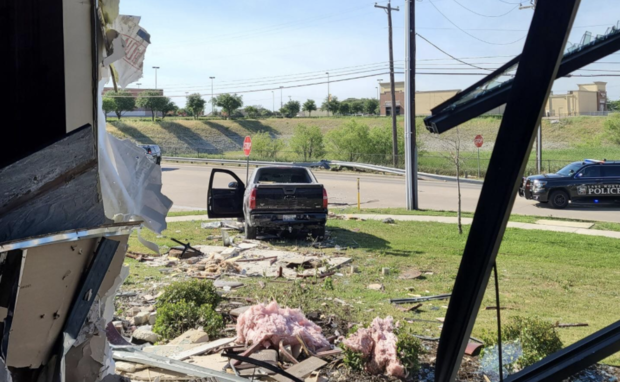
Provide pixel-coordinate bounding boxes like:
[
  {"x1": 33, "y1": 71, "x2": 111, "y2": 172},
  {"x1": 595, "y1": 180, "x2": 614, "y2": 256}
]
[
  {"x1": 243, "y1": 136, "x2": 252, "y2": 184},
  {"x1": 474, "y1": 135, "x2": 484, "y2": 179}
]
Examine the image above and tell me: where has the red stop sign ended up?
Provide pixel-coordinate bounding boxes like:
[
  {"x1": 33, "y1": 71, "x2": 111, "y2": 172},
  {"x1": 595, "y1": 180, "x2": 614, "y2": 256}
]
[
  {"x1": 243, "y1": 136, "x2": 252, "y2": 156},
  {"x1": 474, "y1": 135, "x2": 484, "y2": 148}
]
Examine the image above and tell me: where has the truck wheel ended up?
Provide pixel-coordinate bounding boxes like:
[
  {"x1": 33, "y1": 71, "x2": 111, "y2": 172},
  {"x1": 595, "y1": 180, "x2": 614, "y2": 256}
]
[
  {"x1": 549, "y1": 190, "x2": 569, "y2": 209},
  {"x1": 245, "y1": 221, "x2": 257, "y2": 239},
  {"x1": 311, "y1": 227, "x2": 326, "y2": 241}
]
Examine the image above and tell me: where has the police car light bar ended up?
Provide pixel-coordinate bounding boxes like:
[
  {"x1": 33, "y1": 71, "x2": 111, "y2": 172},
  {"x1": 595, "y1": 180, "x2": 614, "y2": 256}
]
[{"x1": 583, "y1": 159, "x2": 604, "y2": 164}]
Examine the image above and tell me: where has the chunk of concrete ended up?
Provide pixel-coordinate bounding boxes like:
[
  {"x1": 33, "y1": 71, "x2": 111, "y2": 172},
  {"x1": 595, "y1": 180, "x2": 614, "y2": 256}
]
[
  {"x1": 168, "y1": 329, "x2": 210, "y2": 345},
  {"x1": 132, "y1": 327, "x2": 160, "y2": 344},
  {"x1": 133, "y1": 312, "x2": 150, "y2": 326},
  {"x1": 230, "y1": 306, "x2": 251, "y2": 318},
  {"x1": 149, "y1": 312, "x2": 157, "y2": 325},
  {"x1": 367, "y1": 284, "x2": 384, "y2": 291},
  {"x1": 220, "y1": 247, "x2": 240, "y2": 260}
]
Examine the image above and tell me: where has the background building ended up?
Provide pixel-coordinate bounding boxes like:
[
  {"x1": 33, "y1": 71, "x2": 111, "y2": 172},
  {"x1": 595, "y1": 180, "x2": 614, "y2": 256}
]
[
  {"x1": 378, "y1": 82, "x2": 461, "y2": 116},
  {"x1": 103, "y1": 87, "x2": 164, "y2": 117},
  {"x1": 545, "y1": 82, "x2": 608, "y2": 117}
]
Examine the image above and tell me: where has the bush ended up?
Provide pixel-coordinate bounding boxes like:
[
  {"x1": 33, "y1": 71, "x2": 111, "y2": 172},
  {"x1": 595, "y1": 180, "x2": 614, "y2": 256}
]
[
  {"x1": 395, "y1": 327, "x2": 424, "y2": 375},
  {"x1": 340, "y1": 344, "x2": 365, "y2": 371},
  {"x1": 251, "y1": 131, "x2": 284, "y2": 159},
  {"x1": 482, "y1": 316, "x2": 563, "y2": 369},
  {"x1": 156, "y1": 279, "x2": 221, "y2": 309},
  {"x1": 604, "y1": 113, "x2": 620, "y2": 144},
  {"x1": 153, "y1": 300, "x2": 224, "y2": 340}
]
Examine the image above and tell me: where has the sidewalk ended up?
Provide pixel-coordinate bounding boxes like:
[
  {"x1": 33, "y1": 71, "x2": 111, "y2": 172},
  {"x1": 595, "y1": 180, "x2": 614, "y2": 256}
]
[{"x1": 166, "y1": 213, "x2": 620, "y2": 240}]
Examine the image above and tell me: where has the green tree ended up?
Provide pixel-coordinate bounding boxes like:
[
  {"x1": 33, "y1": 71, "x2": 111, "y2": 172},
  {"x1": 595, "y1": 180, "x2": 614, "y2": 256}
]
[
  {"x1": 351, "y1": 100, "x2": 365, "y2": 115},
  {"x1": 214, "y1": 93, "x2": 243, "y2": 119},
  {"x1": 136, "y1": 91, "x2": 168, "y2": 121},
  {"x1": 281, "y1": 100, "x2": 301, "y2": 118},
  {"x1": 302, "y1": 99, "x2": 317, "y2": 117},
  {"x1": 251, "y1": 131, "x2": 284, "y2": 159},
  {"x1": 186, "y1": 93, "x2": 206, "y2": 120},
  {"x1": 289, "y1": 125, "x2": 325, "y2": 161},
  {"x1": 102, "y1": 96, "x2": 115, "y2": 121},
  {"x1": 367, "y1": 122, "x2": 405, "y2": 165},
  {"x1": 338, "y1": 102, "x2": 351, "y2": 116},
  {"x1": 605, "y1": 113, "x2": 620, "y2": 144},
  {"x1": 365, "y1": 98, "x2": 380, "y2": 115},
  {"x1": 245, "y1": 106, "x2": 259, "y2": 118},
  {"x1": 321, "y1": 96, "x2": 340, "y2": 116},
  {"x1": 160, "y1": 99, "x2": 177, "y2": 119},
  {"x1": 608, "y1": 99, "x2": 620, "y2": 111},
  {"x1": 260, "y1": 108, "x2": 273, "y2": 118},
  {"x1": 107, "y1": 90, "x2": 136, "y2": 120},
  {"x1": 325, "y1": 120, "x2": 371, "y2": 162}
]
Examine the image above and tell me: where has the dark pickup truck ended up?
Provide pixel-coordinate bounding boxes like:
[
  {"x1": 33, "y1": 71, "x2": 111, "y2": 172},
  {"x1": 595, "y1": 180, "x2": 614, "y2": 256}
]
[
  {"x1": 519, "y1": 159, "x2": 620, "y2": 208},
  {"x1": 207, "y1": 166, "x2": 328, "y2": 239}
]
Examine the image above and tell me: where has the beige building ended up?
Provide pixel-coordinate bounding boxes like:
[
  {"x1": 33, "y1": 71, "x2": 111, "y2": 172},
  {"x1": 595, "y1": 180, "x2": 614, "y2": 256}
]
[
  {"x1": 545, "y1": 82, "x2": 608, "y2": 117},
  {"x1": 378, "y1": 82, "x2": 505, "y2": 116}
]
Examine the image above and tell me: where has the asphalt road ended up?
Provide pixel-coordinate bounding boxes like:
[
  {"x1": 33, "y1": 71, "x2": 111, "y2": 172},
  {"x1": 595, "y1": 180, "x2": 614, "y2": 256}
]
[{"x1": 162, "y1": 164, "x2": 620, "y2": 223}]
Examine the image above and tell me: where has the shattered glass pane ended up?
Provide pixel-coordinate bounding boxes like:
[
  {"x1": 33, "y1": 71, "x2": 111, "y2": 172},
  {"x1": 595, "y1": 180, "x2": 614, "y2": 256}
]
[{"x1": 478, "y1": 342, "x2": 523, "y2": 382}]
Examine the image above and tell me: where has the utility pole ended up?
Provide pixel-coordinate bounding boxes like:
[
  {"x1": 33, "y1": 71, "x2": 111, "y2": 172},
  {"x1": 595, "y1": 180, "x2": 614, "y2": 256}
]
[
  {"x1": 375, "y1": 1, "x2": 400, "y2": 168},
  {"x1": 272, "y1": 91, "x2": 275, "y2": 112},
  {"x1": 152, "y1": 66, "x2": 160, "y2": 89},
  {"x1": 210, "y1": 76, "x2": 215, "y2": 115},
  {"x1": 404, "y1": 0, "x2": 418, "y2": 209},
  {"x1": 280, "y1": 86, "x2": 283, "y2": 109},
  {"x1": 136, "y1": 83, "x2": 142, "y2": 89},
  {"x1": 326, "y1": 72, "x2": 330, "y2": 116}
]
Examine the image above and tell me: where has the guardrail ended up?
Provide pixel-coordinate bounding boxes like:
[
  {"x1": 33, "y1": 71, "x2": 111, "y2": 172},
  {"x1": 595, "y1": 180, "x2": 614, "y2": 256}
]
[{"x1": 162, "y1": 156, "x2": 483, "y2": 184}]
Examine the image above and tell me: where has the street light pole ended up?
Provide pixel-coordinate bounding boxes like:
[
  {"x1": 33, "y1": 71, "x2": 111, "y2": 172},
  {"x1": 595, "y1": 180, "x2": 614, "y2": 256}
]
[
  {"x1": 272, "y1": 91, "x2": 275, "y2": 112},
  {"x1": 326, "y1": 72, "x2": 330, "y2": 116},
  {"x1": 136, "y1": 83, "x2": 142, "y2": 89},
  {"x1": 377, "y1": 79, "x2": 384, "y2": 115},
  {"x1": 280, "y1": 86, "x2": 283, "y2": 109},
  {"x1": 152, "y1": 66, "x2": 160, "y2": 89},
  {"x1": 209, "y1": 76, "x2": 215, "y2": 115}
]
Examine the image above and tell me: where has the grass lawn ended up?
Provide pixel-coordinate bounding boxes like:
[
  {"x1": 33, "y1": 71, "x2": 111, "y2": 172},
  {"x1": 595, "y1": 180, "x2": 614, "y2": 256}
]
[{"x1": 124, "y1": 217, "x2": 620, "y2": 366}]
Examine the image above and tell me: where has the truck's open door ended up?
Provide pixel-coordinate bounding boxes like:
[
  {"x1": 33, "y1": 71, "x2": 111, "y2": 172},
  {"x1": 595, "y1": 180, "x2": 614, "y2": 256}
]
[{"x1": 207, "y1": 169, "x2": 245, "y2": 219}]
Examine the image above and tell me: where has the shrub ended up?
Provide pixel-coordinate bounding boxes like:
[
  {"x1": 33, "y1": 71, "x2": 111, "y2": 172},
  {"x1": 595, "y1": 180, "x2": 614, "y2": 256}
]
[
  {"x1": 251, "y1": 131, "x2": 284, "y2": 159},
  {"x1": 153, "y1": 300, "x2": 223, "y2": 340},
  {"x1": 156, "y1": 279, "x2": 221, "y2": 309},
  {"x1": 340, "y1": 343, "x2": 365, "y2": 371},
  {"x1": 482, "y1": 316, "x2": 563, "y2": 369},
  {"x1": 395, "y1": 327, "x2": 424, "y2": 375}
]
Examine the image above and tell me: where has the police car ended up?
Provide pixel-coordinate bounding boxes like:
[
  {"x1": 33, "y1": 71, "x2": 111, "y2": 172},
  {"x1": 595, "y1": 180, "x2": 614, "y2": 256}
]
[{"x1": 519, "y1": 159, "x2": 620, "y2": 209}]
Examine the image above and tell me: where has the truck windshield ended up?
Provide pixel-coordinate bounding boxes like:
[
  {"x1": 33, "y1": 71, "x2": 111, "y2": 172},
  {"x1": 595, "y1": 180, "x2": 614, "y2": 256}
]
[
  {"x1": 255, "y1": 168, "x2": 312, "y2": 184},
  {"x1": 556, "y1": 162, "x2": 583, "y2": 176}
]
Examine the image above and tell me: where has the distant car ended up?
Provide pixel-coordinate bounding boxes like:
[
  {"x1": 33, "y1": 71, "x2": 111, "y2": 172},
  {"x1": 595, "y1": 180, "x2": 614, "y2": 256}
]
[
  {"x1": 519, "y1": 159, "x2": 620, "y2": 209},
  {"x1": 207, "y1": 166, "x2": 328, "y2": 239},
  {"x1": 141, "y1": 144, "x2": 162, "y2": 165}
]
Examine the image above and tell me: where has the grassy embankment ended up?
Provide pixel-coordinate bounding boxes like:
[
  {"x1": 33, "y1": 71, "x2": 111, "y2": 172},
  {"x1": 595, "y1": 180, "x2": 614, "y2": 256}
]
[{"x1": 107, "y1": 115, "x2": 619, "y2": 177}]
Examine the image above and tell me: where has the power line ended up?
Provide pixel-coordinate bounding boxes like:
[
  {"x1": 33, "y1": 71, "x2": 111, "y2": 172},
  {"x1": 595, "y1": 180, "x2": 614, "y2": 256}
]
[
  {"x1": 428, "y1": 0, "x2": 527, "y2": 45},
  {"x1": 452, "y1": 0, "x2": 518, "y2": 17},
  {"x1": 416, "y1": 33, "x2": 493, "y2": 71}
]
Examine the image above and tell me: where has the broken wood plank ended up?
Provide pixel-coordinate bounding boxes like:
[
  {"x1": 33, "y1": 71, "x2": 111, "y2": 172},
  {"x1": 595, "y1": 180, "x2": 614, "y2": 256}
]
[
  {"x1": 556, "y1": 323, "x2": 589, "y2": 328},
  {"x1": 279, "y1": 340, "x2": 299, "y2": 364},
  {"x1": 315, "y1": 348, "x2": 343, "y2": 358},
  {"x1": 232, "y1": 341, "x2": 263, "y2": 367},
  {"x1": 271, "y1": 357, "x2": 327, "y2": 382},
  {"x1": 235, "y1": 256, "x2": 278, "y2": 263},
  {"x1": 171, "y1": 337, "x2": 237, "y2": 361},
  {"x1": 397, "y1": 303, "x2": 423, "y2": 313}
]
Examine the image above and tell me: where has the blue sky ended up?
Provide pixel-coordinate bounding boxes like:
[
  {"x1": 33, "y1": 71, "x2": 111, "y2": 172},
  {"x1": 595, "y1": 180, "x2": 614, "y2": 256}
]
[{"x1": 121, "y1": 0, "x2": 620, "y2": 109}]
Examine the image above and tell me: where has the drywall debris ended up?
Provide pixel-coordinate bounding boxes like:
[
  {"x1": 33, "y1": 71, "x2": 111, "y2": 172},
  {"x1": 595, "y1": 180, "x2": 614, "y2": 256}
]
[
  {"x1": 236, "y1": 302, "x2": 330, "y2": 352},
  {"x1": 367, "y1": 284, "x2": 384, "y2": 291},
  {"x1": 342, "y1": 316, "x2": 405, "y2": 378},
  {"x1": 133, "y1": 312, "x2": 150, "y2": 326}
]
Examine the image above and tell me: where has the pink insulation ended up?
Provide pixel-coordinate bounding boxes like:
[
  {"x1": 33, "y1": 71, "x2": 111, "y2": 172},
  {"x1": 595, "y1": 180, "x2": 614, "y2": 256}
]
[
  {"x1": 236, "y1": 301, "x2": 330, "y2": 351},
  {"x1": 342, "y1": 316, "x2": 405, "y2": 378}
]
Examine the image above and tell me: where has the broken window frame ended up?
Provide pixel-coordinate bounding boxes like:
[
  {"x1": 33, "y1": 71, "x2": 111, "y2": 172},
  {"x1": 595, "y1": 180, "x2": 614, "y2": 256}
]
[
  {"x1": 424, "y1": 20, "x2": 620, "y2": 135},
  {"x1": 428, "y1": 1, "x2": 620, "y2": 381}
]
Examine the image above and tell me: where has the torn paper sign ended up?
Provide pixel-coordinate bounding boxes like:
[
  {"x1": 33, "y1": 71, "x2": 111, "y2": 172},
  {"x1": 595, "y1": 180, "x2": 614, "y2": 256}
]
[{"x1": 112, "y1": 15, "x2": 151, "y2": 88}]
